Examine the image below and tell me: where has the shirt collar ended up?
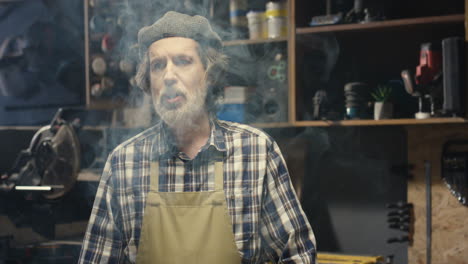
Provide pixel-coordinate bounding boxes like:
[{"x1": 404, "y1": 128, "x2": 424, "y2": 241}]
[
  {"x1": 153, "y1": 118, "x2": 226, "y2": 159},
  {"x1": 208, "y1": 118, "x2": 227, "y2": 152}
]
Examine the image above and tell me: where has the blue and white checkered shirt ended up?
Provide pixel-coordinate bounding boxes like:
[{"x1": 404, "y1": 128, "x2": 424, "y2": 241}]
[{"x1": 79, "y1": 119, "x2": 316, "y2": 263}]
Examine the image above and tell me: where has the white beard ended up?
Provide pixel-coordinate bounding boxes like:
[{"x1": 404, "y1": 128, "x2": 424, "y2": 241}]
[{"x1": 154, "y1": 85, "x2": 207, "y2": 128}]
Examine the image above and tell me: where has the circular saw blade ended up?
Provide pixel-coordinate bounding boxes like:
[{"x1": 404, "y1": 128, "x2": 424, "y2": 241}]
[{"x1": 41, "y1": 124, "x2": 80, "y2": 199}]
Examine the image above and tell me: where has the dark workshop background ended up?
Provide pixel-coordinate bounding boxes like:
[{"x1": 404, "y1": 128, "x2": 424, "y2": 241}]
[{"x1": 0, "y1": 0, "x2": 467, "y2": 264}]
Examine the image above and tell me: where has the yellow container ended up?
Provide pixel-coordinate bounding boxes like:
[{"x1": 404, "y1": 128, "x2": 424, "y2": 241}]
[{"x1": 265, "y1": 1, "x2": 287, "y2": 38}]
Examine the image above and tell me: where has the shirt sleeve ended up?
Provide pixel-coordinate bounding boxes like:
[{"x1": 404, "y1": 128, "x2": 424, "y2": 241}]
[
  {"x1": 260, "y1": 141, "x2": 317, "y2": 264},
  {"x1": 78, "y1": 154, "x2": 125, "y2": 263}
]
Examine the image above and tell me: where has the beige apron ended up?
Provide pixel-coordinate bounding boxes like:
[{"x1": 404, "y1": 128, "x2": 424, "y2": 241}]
[{"x1": 136, "y1": 161, "x2": 242, "y2": 264}]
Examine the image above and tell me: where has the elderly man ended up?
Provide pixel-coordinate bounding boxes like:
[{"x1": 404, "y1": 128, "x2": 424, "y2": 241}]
[{"x1": 79, "y1": 11, "x2": 316, "y2": 263}]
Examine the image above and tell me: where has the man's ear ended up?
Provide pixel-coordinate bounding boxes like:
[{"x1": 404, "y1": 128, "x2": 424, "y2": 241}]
[{"x1": 135, "y1": 52, "x2": 152, "y2": 94}]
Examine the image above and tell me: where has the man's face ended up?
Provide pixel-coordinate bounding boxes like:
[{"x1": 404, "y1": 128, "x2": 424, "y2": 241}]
[{"x1": 148, "y1": 37, "x2": 207, "y2": 126}]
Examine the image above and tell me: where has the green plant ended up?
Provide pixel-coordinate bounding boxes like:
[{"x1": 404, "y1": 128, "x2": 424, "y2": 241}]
[{"x1": 371, "y1": 85, "x2": 392, "y2": 102}]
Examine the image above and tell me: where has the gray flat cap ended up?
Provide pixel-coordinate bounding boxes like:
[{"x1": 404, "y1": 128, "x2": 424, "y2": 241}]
[{"x1": 138, "y1": 11, "x2": 222, "y2": 57}]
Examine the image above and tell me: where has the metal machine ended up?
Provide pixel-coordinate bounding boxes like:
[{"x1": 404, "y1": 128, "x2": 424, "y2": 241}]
[
  {"x1": 0, "y1": 109, "x2": 85, "y2": 262},
  {"x1": 0, "y1": 109, "x2": 81, "y2": 199},
  {"x1": 401, "y1": 42, "x2": 443, "y2": 119}
]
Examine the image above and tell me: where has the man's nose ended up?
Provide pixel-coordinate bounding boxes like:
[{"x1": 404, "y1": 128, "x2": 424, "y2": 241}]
[{"x1": 163, "y1": 62, "x2": 177, "y2": 87}]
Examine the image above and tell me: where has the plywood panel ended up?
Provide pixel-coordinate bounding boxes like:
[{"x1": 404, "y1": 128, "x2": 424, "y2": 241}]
[{"x1": 407, "y1": 124, "x2": 468, "y2": 264}]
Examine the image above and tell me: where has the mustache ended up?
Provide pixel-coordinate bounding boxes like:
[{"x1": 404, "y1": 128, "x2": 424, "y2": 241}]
[{"x1": 159, "y1": 86, "x2": 186, "y2": 100}]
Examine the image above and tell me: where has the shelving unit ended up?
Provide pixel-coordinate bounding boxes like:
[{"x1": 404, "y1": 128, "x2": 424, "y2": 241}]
[
  {"x1": 219, "y1": 2, "x2": 466, "y2": 128},
  {"x1": 83, "y1": 0, "x2": 137, "y2": 110},
  {"x1": 80, "y1": 0, "x2": 466, "y2": 128},
  {"x1": 289, "y1": 0, "x2": 466, "y2": 127}
]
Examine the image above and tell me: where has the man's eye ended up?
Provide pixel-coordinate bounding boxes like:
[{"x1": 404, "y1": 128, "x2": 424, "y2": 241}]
[
  {"x1": 174, "y1": 57, "x2": 192, "y2": 66},
  {"x1": 151, "y1": 61, "x2": 165, "y2": 71}
]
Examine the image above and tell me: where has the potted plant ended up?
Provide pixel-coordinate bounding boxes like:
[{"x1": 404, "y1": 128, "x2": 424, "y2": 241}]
[{"x1": 371, "y1": 85, "x2": 393, "y2": 120}]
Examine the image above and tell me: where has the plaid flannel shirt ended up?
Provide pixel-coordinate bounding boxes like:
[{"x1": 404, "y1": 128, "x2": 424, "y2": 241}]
[{"x1": 79, "y1": 119, "x2": 316, "y2": 263}]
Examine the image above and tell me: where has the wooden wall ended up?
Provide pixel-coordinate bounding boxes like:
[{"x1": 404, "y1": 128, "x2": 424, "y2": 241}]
[{"x1": 407, "y1": 124, "x2": 468, "y2": 264}]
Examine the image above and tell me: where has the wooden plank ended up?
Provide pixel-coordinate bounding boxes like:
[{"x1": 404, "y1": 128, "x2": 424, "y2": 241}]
[
  {"x1": 297, "y1": 14, "x2": 464, "y2": 34},
  {"x1": 465, "y1": 0, "x2": 468, "y2": 118},
  {"x1": 84, "y1": 0, "x2": 91, "y2": 107},
  {"x1": 86, "y1": 99, "x2": 125, "y2": 110},
  {"x1": 407, "y1": 124, "x2": 468, "y2": 264},
  {"x1": 249, "y1": 122, "x2": 293, "y2": 128},
  {"x1": 288, "y1": 0, "x2": 296, "y2": 123},
  {"x1": 77, "y1": 169, "x2": 101, "y2": 182},
  {"x1": 0, "y1": 126, "x2": 109, "y2": 131},
  {"x1": 222, "y1": 37, "x2": 287, "y2": 47},
  {"x1": 294, "y1": 117, "x2": 468, "y2": 127},
  {"x1": 0, "y1": 118, "x2": 464, "y2": 130},
  {"x1": 0, "y1": 126, "x2": 41, "y2": 131}
]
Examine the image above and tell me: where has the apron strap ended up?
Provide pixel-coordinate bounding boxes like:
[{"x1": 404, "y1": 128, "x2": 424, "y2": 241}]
[
  {"x1": 150, "y1": 161, "x2": 224, "y2": 192},
  {"x1": 150, "y1": 161, "x2": 159, "y2": 192},
  {"x1": 214, "y1": 161, "x2": 223, "y2": 191}
]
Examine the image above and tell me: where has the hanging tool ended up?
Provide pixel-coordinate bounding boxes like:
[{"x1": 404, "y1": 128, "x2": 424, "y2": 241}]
[
  {"x1": 386, "y1": 201, "x2": 414, "y2": 244},
  {"x1": 441, "y1": 140, "x2": 468, "y2": 206}
]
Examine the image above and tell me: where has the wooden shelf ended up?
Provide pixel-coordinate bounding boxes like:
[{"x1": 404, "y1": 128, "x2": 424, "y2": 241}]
[
  {"x1": 294, "y1": 117, "x2": 468, "y2": 127},
  {"x1": 296, "y1": 14, "x2": 464, "y2": 35},
  {"x1": 0, "y1": 126, "x2": 41, "y2": 131},
  {"x1": 84, "y1": 0, "x2": 129, "y2": 110},
  {"x1": 223, "y1": 37, "x2": 287, "y2": 47},
  {"x1": 250, "y1": 122, "x2": 293, "y2": 128},
  {"x1": 0, "y1": 125, "x2": 113, "y2": 131},
  {"x1": 86, "y1": 99, "x2": 125, "y2": 110},
  {"x1": 3, "y1": 118, "x2": 466, "y2": 130},
  {"x1": 77, "y1": 169, "x2": 101, "y2": 182}
]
